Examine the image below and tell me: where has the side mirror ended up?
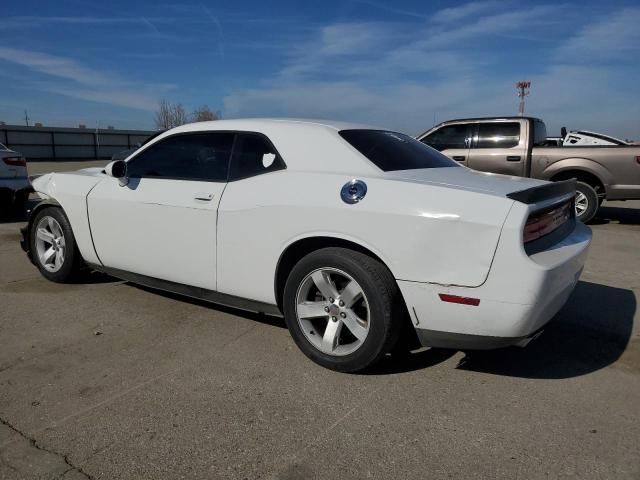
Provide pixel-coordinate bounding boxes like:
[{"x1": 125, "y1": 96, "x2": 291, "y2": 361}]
[{"x1": 105, "y1": 160, "x2": 128, "y2": 185}]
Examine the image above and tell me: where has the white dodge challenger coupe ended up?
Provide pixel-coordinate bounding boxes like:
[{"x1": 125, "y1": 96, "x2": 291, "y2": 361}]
[{"x1": 21, "y1": 119, "x2": 591, "y2": 372}]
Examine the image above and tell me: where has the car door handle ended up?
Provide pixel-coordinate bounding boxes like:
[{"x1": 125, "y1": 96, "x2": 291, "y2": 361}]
[
  {"x1": 506, "y1": 156, "x2": 521, "y2": 162},
  {"x1": 452, "y1": 156, "x2": 466, "y2": 162},
  {"x1": 194, "y1": 193, "x2": 214, "y2": 201}
]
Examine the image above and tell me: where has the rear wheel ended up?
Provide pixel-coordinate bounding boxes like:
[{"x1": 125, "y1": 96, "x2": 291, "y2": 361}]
[
  {"x1": 575, "y1": 181, "x2": 599, "y2": 223},
  {"x1": 30, "y1": 207, "x2": 83, "y2": 283},
  {"x1": 283, "y1": 247, "x2": 402, "y2": 372}
]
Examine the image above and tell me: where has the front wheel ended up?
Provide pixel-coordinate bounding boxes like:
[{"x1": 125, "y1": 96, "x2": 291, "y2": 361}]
[
  {"x1": 30, "y1": 207, "x2": 83, "y2": 283},
  {"x1": 283, "y1": 247, "x2": 402, "y2": 372},
  {"x1": 575, "y1": 181, "x2": 599, "y2": 224}
]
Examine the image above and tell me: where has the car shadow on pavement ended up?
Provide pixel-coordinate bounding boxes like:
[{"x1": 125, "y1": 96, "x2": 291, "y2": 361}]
[
  {"x1": 591, "y1": 205, "x2": 640, "y2": 225},
  {"x1": 375, "y1": 281, "x2": 635, "y2": 378}
]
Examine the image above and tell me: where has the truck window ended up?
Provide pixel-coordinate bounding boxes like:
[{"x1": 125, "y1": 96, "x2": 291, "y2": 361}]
[
  {"x1": 421, "y1": 124, "x2": 473, "y2": 151},
  {"x1": 476, "y1": 122, "x2": 520, "y2": 148}
]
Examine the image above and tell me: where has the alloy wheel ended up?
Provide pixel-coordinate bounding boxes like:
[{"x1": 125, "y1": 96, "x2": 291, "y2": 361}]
[
  {"x1": 575, "y1": 191, "x2": 588, "y2": 217},
  {"x1": 295, "y1": 267, "x2": 370, "y2": 356},
  {"x1": 35, "y1": 216, "x2": 66, "y2": 272}
]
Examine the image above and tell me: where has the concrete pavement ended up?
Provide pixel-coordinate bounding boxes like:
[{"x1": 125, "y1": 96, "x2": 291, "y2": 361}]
[{"x1": 0, "y1": 199, "x2": 638, "y2": 479}]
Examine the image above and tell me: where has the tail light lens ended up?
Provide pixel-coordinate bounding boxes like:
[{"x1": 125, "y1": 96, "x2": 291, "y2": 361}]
[
  {"x1": 2, "y1": 156, "x2": 26, "y2": 167},
  {"x1": 523, "y1": 200, "x2": 572, "y2": 243}
]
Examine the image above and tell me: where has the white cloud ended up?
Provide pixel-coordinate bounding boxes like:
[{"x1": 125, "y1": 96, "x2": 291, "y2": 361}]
[
  {"x1": 0, "y1": 47, "x2": 112, "y2": 86},
  {"x1": 0, "y1": 47, "x2": 172, "y2": 112},
  {"x1": 223, "y1": 3, "x2": 640, "y2": 140},
  {"x1": 556, "y1": 7, "x2": 640, "y2": 63},
  {"x1": 430, "y1": 1, "x2": 501, "y2": 24}
]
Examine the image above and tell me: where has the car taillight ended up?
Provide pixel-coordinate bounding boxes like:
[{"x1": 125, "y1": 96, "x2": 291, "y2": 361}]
[
  {"x1": 3, "y1": 156, "x2": 26, "y2": 167},
  {"x1": 636, "y1": 156, "x2": 640, "y2": 165},
  {"x1": 523, "y1": 200, "x2": 572, "y2": 243}
]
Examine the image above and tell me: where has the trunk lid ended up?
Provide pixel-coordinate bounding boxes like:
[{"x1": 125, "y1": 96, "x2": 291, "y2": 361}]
[{"x1": 384, "y1": 167, "x2": 547, "y2": 198}]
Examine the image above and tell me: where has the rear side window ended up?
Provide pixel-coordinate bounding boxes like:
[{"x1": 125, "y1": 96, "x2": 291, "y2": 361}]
[
  {"x1": 421, "y1": 124, "x2": 474, "y2": 151},
  {"x1": 127, "y1": 132, "x2": 234, "y2": 181},
  {"x1": 476, "y1": 122, "x2": 520, "y2": 148},
  {"x1": 228, "y1": 133, "x2": 285, "y2": 181},
  {"x1": 340, "y1": 130, "x2": 458, "y2": 172}
]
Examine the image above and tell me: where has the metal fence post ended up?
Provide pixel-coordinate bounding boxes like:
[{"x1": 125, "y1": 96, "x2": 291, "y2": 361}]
[{"x1": 51, "y1": 131, "x2": 56, "y2": 160}]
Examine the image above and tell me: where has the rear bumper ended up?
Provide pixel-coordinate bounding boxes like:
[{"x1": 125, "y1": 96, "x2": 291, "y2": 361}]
[
  {"x1": 400, "y1": 220, "x2": 591, "y2": 350},
  {"x1": 414, "y1": 328, "x2": 544, "y2": 350}
]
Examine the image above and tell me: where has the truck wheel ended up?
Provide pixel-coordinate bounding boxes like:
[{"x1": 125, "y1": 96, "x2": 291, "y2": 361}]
[
  {"x1": 283, "y1": 247, "x2": 402, "y2": 372},
  {"x1": 30, "y1": 207, "x2": 83, "y2": 283},
  {"x1": 575, "y1": 181, "x2": 599, "y2": 223}
]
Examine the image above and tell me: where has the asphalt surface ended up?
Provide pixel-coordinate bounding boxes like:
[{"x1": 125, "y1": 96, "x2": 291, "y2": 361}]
[{"x1": 0, "y1": 188, "x2": 639, "y2": 479}]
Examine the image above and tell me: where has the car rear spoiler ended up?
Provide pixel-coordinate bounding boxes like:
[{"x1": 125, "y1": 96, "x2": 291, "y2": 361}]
[{"x1": 507, "y1": 179, "x2": 576, "y2": 204}]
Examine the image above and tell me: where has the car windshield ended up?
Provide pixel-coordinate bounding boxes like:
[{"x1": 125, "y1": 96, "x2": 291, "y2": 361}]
[{"x1": 339, "y1": 129, "x2": 459, "y2": 172}]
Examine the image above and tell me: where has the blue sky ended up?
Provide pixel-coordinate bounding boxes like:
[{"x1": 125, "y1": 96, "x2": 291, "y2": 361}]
[{"x1": 0, "y1": 0, "x2": 639, "y2": 139}]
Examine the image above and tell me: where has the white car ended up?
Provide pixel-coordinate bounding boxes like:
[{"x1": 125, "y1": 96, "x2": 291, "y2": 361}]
[
  {"x1": 0, "y1": 143, "x2": 30, "y2": 213},
  {"x1": 21, "y1": 119, "x2": 591, "y2": 372}
]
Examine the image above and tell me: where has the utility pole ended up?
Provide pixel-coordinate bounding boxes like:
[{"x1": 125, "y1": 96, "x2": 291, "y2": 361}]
[
  {"x1": 24, "y1": 109, "x2": 30, "y2": 126},
  {"x1": 516, "y1": 81, "x2": 531, "y2": 116}
]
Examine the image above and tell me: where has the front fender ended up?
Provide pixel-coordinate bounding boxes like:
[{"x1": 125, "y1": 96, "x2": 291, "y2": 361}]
[
  {"x1": 20, "y1": 197, "x2": 62, "y2": 260},
  {"x1": 27, "y1": 172, "x2": 104, "y2": 265}
]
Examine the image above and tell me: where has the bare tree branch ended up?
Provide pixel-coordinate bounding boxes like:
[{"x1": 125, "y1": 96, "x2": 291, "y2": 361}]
[
  {"x1": 155, "y1": 99, "x2": 188, "y2": 129},
  {"x1": 191, "y1": 105, "x2": 219, "y2": 122}
]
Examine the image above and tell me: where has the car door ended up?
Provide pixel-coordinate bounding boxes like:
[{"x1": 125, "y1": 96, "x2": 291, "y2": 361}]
[
  {"x1": 87, "y1": 132, "x2": 234, "y2": 291},
  {"x1": 215, "y1": 132, "x2": 287, "y2": 301},
  {"x1": 466, "y1": 121, "x2": 527, "y2": 177},
  {"x1": 418, "y1": 123, "x2": 473, "y2": 166}
]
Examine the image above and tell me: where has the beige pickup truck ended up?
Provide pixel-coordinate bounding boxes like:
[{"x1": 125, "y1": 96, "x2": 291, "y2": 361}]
[{"x1": 418, "y1": 117, "x2": 640, "y2": 223}]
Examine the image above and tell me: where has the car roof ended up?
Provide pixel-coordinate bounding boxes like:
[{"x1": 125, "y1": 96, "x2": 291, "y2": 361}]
[{"x1": 168, "y1": 118, "x2": 379, "y2": 135}]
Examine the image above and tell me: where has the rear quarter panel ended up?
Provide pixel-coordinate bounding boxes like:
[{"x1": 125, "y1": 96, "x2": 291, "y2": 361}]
[
  {"x1": 532, "y1": 146, "x2": 640, "y2": 197},
  {"x1": 216, "y1": 171, "x2": 514, "y2": 305}
]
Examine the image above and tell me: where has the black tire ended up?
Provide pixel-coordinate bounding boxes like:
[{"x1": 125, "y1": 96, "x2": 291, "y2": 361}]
[
  {"x1": 575, "y1": 181, "x2": 599, "y2": 224},
  {"x1": 30, "y1": 207, "x2": 83, "y2": 283},
  {"x1": 11, "y1": 190, "x2": 28, "y2": 214},
  {"x1": 283, "y1": 247, "x2": 403, "y2": 372}
]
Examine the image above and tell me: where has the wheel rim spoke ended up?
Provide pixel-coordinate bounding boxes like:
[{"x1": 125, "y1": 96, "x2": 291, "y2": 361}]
[
  {"x1": 54, "y1": 250, "x2": 64, "y2": 269},
  {"x1": 321, "y1": 318, "x2": 343, "y2": 353},
  {"x1": 297, "y1": 301, "x2": 329, "y2": 319},
  {"x1": 339, "y1": 280, "x2": 363, "y2": 308},
  {"x1": 36, "y1": 228, "x2": 54, "y2": 243},
  {"x1": 311, "y1": 270, "x2": 339, "y2": 300},
  {"x1": 42, "y1": 247, "x2": 56, "y2": 263},
  {"x1": 342, "y1": 311, "x2": 368, "y2": 342}
]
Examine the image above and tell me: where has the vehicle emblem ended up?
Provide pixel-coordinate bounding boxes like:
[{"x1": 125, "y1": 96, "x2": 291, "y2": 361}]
[{"x1": 341, "y1": 179, "x2": 367, "y2": 204}]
